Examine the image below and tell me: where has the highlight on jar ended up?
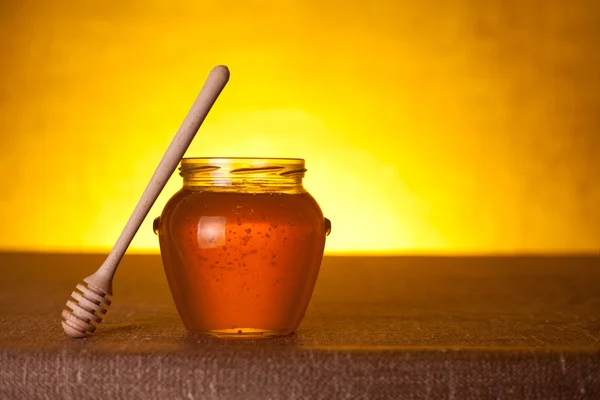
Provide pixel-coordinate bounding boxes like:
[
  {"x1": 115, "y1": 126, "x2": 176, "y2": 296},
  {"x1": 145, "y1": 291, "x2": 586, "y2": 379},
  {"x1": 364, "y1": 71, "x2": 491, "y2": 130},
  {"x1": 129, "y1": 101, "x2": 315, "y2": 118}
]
[{"x1": 153, "y1": 157, "x2": 331, "y2": 338}]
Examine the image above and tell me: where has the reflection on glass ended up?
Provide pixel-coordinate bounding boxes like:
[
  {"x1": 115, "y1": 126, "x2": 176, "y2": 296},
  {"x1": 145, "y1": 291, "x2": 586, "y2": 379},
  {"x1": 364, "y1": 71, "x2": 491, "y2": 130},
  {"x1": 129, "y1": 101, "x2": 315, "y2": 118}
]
[{"x1": 197, "y1": 216, "x2": 227, "y2": 249}]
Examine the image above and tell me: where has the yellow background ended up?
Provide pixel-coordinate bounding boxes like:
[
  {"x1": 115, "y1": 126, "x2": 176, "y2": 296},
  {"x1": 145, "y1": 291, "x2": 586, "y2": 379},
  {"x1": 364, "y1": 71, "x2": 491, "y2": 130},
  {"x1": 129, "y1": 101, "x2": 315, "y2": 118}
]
[{"x1": 1, "y1": 1, "x2": 598, "y2": 255}]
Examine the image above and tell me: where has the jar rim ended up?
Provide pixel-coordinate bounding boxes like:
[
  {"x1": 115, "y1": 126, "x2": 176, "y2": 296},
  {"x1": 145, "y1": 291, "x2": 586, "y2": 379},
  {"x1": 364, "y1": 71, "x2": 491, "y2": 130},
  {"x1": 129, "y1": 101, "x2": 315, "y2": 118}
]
[
  {"x1": 182, "y1": 157, "x2": 304, "y2": 163},
  {"x1": 180, "y1": 157, "x2": 305, "y2": 172},
  {"x1": 179, "y1": 157, "x2": 307, "y2": 188}
]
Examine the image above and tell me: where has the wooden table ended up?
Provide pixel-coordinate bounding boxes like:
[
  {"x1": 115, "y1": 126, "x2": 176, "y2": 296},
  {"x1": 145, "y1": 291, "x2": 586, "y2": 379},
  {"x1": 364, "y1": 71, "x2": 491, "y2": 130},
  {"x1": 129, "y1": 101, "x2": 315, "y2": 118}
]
[{"x1": 1, "y1": 253, "x2": 599, "y2": 399}]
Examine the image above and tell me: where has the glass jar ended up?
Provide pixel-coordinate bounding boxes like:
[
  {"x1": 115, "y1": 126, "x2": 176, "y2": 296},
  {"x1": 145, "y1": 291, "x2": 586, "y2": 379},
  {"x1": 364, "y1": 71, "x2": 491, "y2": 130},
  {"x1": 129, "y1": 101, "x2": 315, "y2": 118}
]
[{"x1": 153, "y1": 157, "x2": 331, "y2": 338}]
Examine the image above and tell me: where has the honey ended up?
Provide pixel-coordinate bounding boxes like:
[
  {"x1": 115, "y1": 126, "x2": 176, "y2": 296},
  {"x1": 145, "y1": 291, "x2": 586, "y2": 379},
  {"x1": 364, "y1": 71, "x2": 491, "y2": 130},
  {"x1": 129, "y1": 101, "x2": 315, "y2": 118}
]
[{"x1": 154, "y1": 158, "x2": 330, "y2": 338}]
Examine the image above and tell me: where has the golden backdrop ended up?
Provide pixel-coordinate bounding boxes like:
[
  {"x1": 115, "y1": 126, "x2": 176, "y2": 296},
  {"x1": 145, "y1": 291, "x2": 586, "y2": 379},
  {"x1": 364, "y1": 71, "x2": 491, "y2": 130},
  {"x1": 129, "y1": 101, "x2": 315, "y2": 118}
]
[{"x1": 1, "y1": 1, "x2": 599, "y2": 255}]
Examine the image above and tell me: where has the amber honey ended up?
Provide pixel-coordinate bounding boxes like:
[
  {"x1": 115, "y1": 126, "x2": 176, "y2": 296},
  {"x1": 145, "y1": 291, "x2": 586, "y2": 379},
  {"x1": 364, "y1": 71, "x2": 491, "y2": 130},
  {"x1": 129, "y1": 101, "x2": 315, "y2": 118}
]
[{"x1": 154, "y1": 158, "x2": 330, "y2": 338}]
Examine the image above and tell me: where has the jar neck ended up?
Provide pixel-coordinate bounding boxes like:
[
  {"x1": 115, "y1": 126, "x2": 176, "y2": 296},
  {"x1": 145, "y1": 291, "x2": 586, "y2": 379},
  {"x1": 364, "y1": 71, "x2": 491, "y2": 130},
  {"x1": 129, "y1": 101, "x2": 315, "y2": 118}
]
[{"x1": 179, "y1": 157, "x2": 307, "y2": 193}]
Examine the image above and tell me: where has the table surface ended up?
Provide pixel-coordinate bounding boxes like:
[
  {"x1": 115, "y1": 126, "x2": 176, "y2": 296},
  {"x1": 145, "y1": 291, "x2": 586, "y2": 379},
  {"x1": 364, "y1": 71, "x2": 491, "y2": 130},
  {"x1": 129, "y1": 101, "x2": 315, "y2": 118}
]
[{"x1": 1, "y1": 252, "x2": 599, "y2": 399}]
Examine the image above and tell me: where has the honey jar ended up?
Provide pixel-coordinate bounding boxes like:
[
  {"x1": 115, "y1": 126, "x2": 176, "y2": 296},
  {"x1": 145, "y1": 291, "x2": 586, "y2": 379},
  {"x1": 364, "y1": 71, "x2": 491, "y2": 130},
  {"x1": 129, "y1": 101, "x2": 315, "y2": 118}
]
[{"x1": 153, "y1": 157, "x2": 331, "y2": 338}]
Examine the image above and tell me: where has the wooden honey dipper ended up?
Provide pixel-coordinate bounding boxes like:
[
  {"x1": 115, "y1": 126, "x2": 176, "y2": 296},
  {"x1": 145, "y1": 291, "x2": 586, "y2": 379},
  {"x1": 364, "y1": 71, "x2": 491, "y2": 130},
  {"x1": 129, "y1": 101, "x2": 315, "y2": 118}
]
[{"x1": 61, "y1": 65, "x2": 230, "y2": 338}]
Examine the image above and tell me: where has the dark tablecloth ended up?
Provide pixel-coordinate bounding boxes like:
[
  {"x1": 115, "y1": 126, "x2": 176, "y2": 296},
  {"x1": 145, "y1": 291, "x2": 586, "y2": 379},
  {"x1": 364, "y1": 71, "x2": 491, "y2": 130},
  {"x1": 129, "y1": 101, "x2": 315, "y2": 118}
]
[{"x1": 0, "y1": 253, "x2": 599, "y2": 399}]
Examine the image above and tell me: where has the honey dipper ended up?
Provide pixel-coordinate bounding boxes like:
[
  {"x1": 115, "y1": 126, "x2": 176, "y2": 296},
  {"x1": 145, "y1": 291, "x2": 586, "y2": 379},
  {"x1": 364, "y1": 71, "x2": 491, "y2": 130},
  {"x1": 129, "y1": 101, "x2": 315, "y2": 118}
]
[{"x1": 61, "y1": 65, "x2": 230, "y2": 338}]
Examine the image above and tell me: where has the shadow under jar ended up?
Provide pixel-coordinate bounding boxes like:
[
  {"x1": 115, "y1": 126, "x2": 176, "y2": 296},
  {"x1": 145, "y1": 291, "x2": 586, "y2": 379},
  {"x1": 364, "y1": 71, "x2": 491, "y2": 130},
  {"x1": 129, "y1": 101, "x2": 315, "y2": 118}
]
[{"x1": 153, "y1": 157, "x2": 331, "y2": 339}]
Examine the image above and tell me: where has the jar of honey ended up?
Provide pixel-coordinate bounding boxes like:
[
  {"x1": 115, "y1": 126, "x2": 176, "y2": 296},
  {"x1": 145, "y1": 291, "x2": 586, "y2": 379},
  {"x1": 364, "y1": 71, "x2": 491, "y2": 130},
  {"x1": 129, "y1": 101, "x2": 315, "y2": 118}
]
[{"x1": 153, "y1": 157, "x2": 331, "y2": 338}]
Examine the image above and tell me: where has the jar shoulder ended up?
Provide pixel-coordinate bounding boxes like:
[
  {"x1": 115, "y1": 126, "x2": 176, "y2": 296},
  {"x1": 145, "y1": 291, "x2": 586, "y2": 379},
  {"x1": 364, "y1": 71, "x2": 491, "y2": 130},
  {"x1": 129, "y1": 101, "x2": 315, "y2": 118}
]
[{"x1": 161, "y1": 189, "x2": 324, "y2": 221}]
